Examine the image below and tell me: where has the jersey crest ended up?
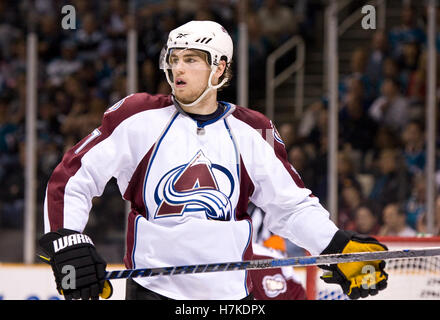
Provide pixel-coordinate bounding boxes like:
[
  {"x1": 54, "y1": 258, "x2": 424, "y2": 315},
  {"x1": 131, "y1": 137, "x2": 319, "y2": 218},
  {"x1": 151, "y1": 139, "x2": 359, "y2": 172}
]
[
  {"x1": 262, "y1": 274, "x2": 287, "y2": 298},
  {"x1": 154, "y1": 150, "x2": 234, "y2": 221}
]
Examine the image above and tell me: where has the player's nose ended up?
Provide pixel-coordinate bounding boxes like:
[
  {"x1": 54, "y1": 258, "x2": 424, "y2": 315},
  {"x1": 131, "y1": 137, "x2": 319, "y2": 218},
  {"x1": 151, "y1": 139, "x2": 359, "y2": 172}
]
[{"x1": 173, "y1": 60, "x2": 186, "y2": 74}]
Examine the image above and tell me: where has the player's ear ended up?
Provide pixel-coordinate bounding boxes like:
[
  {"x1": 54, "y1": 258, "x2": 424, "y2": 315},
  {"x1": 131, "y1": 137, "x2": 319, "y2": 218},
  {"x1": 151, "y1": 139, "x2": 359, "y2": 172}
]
[{"x1": 213, "y1": 60, "x2": 226, "y2": 84}]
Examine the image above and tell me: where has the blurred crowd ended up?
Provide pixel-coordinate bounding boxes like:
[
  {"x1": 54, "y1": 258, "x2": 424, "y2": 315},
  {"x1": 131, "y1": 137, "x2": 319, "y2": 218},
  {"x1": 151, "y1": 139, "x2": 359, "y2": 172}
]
[
  {"x1": 280, "y1": 3, "x2": 440, "y2": 240},
  {"x1": 0, "y1": 0, "x2": 439, "y2": 262}
]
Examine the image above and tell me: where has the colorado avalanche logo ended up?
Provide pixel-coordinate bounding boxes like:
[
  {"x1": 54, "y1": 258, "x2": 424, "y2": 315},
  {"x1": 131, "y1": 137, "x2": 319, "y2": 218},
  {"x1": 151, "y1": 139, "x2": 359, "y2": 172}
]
[{"x1": 154, "y1": 150, "x2": 234, "y2": 221}]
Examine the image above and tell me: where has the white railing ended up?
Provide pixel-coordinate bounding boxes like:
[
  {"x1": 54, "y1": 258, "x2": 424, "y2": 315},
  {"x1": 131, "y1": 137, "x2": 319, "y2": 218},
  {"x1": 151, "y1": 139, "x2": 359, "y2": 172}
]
[{"x1": 265, "y1": 36, "x2": 305, "y2": 121}]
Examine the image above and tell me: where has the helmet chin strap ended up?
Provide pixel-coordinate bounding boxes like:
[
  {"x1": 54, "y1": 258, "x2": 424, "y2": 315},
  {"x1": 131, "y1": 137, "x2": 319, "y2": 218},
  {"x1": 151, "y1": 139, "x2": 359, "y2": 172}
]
[{"x1": 166, "y1": 67, "x2": 228, "y2": 108}]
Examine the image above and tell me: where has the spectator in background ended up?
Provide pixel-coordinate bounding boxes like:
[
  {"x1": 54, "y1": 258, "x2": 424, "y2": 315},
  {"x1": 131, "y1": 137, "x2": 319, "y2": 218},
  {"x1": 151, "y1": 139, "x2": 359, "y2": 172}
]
[
  {"x1": 367, "y1": 125, "x2": 400, "y2": 165},
  {"x1": 37, "y1": 14, "x2": 62, "y2": 63},
  {"x1": 77, "y1": 60, "x2": 100, "y2": 90},
  {"x1": 109, "y1": 73, "x2": 128, "y2": 105},
  {"x1": 8, "y1": 37, "x2": 27, "y2": 79},
  {"x1": 139, "y1": 58, "x2": 160, "y2": 93},
  {"x1": 366, "y1": 30, "x2": 389, "y2": 99},
  {"x1": 338, "y1": 185, "x2": 363, "y2": 231},
  {"x1": 405, "y1": 173, "x2": 426, "y2": 230},
  {"x1": 74, "y1": 12, "x2": 105, "y2": 61},
  {"x1": 377, "y1": 57, "x2": 405, "y2": 94},
  {"x1": 397, "y1": 40, "x2": 422, "y2": 95},
  {"x1": 60, "y1": 98, "x2": 88, "y2": 143},
  {"x1": 337, "y1": 151, "x2": 362, "y2": 193},
  {"x1": 0, "y1": 96, "x2": 20, "y2": 189},
  {"x1": 401, "y1": 120, "x2": 426, "y2": 176},
  {"x1": 192, "y1": 0, "x2": 218, "y2": 21},
  {"x1": 373, "y1": 125, "x2": 400, "y2": 151},
  {"x1": 405, "y1": 50, "x2": 426, "y2": 108},
  {"x1": 257, "y1": 0, "x2": 298, "y2": 50},
  {"x1": 101, "y1": 0, "x2": 128, "y2": 64},
  {"x1": 300, "y1": 100, "x2": 328, "y2": 153},
  {"x1": 368, "y1": 77, "x2": 410, "y2": 134},
  {"x1": 339, "y1": 91, "x2": 378, "y2": 154},
  {"x1": 278, "y1": 122, "x2": 296, "y2": 152},
  {"x1": 297, "y1": 99, "x2": 326, "y2": 145},
  {"x1": 209, "y1": 0, "x2": 235, "y2": 31},
  {"x1": 346, "y1": 77, "x2": 369, "y2": 107},
  {"x1": 104, "y1": 0, "x2": 128, "y2": 40},
  {"x1": 61, "y1": 96, "x2": 106, "y2": 143},
  {"x1": 369, "y1": 148, "x2": 411, "y2": 211},
  {"x1": 0, "y1": 96, "x2": 18, "y2": 157},
  {"x1": 71, "y1": 0, "x2": 94, "y2": 21},
  {"x1": 0, "y1": 3, "x2": 22, "y2": 61},
  {"x1": 46, "y1": 41, "x2": 82, "y2": 87},
  {"x1": 388, "y1": 4, "x2": 426, "y2": 59},
  {"x1": 247, "y1": 11, "x2": 270, "y2": 95},
  {"x1": 36, "y1": 99, "x2": 62, "y2": 145},
  {"x1": 321, "y1": 151, "x2": 363, "y2": 228},
  {"x1": 51, "y1": 87, "x2": 73, "y2": 117},
  {"x1": 305, "y1": 105, "x2": 329, "y2": 201},
  {"x1": 0, "y1": 141, "x2": 25, "y2": 229},
  {"x1": 416, "y1": 194, "x2": 440, "y2": 236},
  {"x1": 339, "y1": 47, "x2": 374, "y2": 105},
  {"x1": 140, "y1": 9, "x2": 177, "y2": 61},
  {"x1": 378, "y1": 202, "x2": 417, "y2": 237},
  {"x1": 288, "y1": 145, "x2": 314, "y2": 190},
  {"x1": 352, "y1": 202, "x2": 381, "y2": 235},
  {"x1": 1, "y1": 140, "x2": 46, "y2": 229},
  {"x1": 63, "y1": 74, "x2": 87, "y2": 107}
]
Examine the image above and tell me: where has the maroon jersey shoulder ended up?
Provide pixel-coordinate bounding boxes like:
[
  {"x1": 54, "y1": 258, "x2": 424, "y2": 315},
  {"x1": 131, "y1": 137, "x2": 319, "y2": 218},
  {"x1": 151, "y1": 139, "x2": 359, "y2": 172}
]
[
  {"x1": 101, "y1": 93, "x2": 173, "y2": 134},
  {"x1": 231, "y1": 105, "x2": 272, "y2": 130}
]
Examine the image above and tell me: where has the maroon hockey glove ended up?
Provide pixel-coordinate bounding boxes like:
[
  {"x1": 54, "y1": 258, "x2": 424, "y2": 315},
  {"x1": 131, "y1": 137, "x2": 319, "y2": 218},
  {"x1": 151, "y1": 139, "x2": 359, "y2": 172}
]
[{"x1": 39, "y1": 228, "x2": 112, "y2": 300}]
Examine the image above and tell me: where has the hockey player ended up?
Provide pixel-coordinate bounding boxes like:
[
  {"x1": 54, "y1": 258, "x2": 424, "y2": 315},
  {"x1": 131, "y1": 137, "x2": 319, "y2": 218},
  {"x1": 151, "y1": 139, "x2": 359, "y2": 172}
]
[
  {"x1": 39, "y1": 20, "x2": 388, "y2": 300},
  {"x1": 251, "y1": 242, "x2": 307, "y2": 300},
  {"x1": 248, "y1": 201, "x2": 307, "y2": 300}
]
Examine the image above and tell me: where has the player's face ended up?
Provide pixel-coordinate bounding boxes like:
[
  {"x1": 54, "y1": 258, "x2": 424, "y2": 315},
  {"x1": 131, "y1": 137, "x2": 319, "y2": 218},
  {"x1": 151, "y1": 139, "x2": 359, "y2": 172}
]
[{"x1": 169, "y1": 49, "x2": 212, "y2": 104}]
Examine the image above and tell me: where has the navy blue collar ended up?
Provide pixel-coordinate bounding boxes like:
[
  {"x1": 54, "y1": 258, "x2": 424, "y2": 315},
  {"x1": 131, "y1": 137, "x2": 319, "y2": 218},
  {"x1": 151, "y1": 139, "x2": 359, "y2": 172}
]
[
  {"x1": 172, "y1": 96, "x2": 233, "y2": 128},
  {"x1": 186, "y1": 103, "x2": 225, "y2": 125}
]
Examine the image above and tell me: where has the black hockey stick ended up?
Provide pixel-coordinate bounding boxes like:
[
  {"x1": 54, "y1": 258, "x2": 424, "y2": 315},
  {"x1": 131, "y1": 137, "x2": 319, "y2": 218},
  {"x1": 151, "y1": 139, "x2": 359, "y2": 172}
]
[{"x1": 104, "y1": 246, "x2": 440, "y2": 280}]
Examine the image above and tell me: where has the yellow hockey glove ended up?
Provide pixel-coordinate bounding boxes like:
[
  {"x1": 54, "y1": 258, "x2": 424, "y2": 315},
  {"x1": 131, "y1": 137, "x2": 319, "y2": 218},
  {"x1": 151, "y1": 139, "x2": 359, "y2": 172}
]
[{"x1": 319, "y1": 230, "x2": 388, "y2": 299}]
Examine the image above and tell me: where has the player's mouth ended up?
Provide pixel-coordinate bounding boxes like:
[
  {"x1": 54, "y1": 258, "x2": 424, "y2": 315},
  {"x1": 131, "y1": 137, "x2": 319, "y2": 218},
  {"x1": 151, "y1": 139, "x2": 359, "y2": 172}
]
[{"x1": 175, "y1": 78, "x2": 187, "y2": 88}]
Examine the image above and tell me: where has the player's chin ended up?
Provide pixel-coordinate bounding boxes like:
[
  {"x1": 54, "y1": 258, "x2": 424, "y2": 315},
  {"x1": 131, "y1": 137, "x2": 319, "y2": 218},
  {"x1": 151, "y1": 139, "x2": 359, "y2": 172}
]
[{"x1": 175, "y1": 92, "x2": 197, "y2": 104}]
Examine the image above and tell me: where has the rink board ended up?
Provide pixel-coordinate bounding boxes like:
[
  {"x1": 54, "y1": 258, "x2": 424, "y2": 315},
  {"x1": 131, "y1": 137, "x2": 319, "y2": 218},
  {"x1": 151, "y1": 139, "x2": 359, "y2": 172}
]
[{"x1": 0, "y1": 264, "x2": 308, "y2": 300}]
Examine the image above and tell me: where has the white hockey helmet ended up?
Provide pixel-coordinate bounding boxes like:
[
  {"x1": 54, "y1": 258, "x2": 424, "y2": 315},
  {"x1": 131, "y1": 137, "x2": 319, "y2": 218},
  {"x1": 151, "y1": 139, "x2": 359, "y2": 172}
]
[{"x1": 160, "y1": 20, "x2": 234, "y2": 107}]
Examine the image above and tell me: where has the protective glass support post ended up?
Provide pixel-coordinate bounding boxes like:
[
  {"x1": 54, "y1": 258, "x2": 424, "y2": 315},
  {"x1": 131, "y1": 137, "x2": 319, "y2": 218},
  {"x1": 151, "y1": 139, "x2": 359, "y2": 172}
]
[
  {"x1": 425, "y1": 0, "x2": 437, "y2": 235},
  {"x1": 24, "y1": 30, "x2": 38, "y2": 264},
  {"x1": 326, "y1": 0, "x2": 339, "y2": 224},
  {"x1": 237, "y1": 0, "x2": 249, "y2": 108},
  {"x1": 125, "y1": 0, "x2": 138, "y2": 231}
]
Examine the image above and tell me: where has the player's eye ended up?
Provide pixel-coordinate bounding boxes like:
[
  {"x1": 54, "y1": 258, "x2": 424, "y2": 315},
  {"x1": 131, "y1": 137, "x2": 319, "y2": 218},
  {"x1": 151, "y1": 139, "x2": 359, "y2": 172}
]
[
  {"x1": 170, "y1": 57, "x2": 179, "y2": 65},
  {"x1": 185, "y1": 57, "x2": 197, "y2": 63}
]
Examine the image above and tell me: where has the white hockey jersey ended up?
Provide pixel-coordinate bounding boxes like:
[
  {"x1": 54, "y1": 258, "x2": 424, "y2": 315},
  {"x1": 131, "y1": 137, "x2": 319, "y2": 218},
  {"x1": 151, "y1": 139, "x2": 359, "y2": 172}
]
[{"x1": 44, "y1": 93, "x2": 338, "y2": 299}]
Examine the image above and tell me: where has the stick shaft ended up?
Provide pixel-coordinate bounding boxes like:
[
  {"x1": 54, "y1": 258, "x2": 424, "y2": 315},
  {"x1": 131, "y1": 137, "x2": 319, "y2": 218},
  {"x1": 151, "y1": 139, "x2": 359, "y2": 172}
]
[{"x1": 105, "y1": 247, "x2": 440, "y2": 280}]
